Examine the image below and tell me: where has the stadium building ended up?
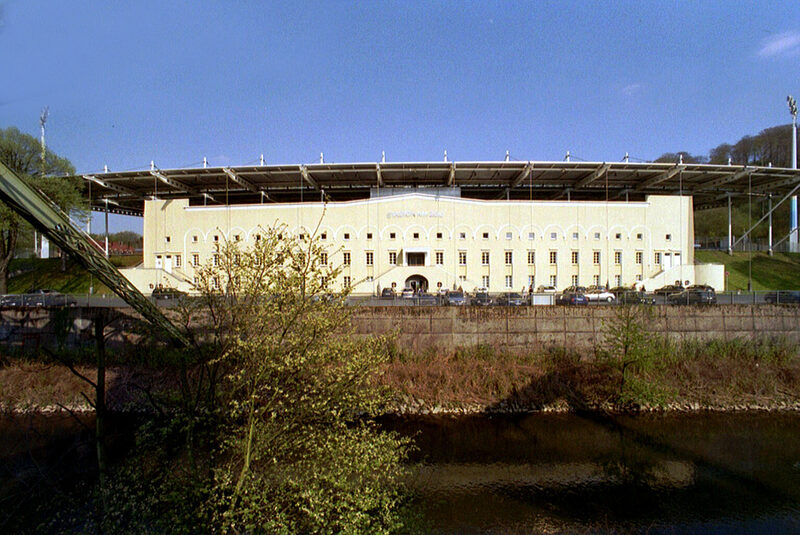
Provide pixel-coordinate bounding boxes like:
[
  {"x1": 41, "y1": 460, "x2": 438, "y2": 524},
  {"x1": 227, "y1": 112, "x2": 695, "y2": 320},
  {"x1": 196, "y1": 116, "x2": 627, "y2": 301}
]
[{"x1": 82, "y1": 159, "x2": 800, "y2": 295}]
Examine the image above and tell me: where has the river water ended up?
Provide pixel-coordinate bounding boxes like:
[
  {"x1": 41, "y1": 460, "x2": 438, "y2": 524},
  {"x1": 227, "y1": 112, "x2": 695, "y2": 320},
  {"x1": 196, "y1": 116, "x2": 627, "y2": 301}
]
[
  {"x1": 382, "y1": 412, "x2": 800, "y2": 534},
  {"x1": 2, "y1": 412, "x2": 800, "y2": 534}
]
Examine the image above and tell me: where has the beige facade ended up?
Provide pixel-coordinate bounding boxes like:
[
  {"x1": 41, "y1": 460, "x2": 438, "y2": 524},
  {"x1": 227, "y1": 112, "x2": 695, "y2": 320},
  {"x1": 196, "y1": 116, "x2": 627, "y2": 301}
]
[{"x1": 125, "y1": 192, "x2": 720, "y2": 295}]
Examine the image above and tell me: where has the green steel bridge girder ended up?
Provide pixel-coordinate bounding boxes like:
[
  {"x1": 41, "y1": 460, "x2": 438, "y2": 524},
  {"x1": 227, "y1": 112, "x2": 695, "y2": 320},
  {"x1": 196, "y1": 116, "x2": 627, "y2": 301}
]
[{"x1": 0, "y1": 160, "x2": 189, "y2": 347}]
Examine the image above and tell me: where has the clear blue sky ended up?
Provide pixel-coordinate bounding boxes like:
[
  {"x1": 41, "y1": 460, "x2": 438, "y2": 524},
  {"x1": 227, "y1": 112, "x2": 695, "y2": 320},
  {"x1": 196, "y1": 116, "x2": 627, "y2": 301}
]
[{"x1": 2, "y1": 1, "x2": 799, "y2": 232}]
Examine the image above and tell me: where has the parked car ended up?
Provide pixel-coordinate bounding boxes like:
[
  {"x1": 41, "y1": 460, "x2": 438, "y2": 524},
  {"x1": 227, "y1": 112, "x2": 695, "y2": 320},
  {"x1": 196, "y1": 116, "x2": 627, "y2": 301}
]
[
  {"x1": 380, "y1": 287, "x2": 396, "y2": 299},
  {"x1": 555, "y1": 292, "x2": 589, "y2": 306},
  {"x1": 585, "y1": 288, "x2": 615, "y2": 303},
  {"x1": 562, "y1": 285, "x2": 587, "y2": 295},
  {"x1": 667, "y1": 289, "x2": 717, "y2": 305},
  {"x1": 536, "y1": 285, "x2": 557, "y2": 293},
  {"x1": 495, "y1": 292, "x2": 526, "y2": 306},
  {"x1": 616, "y1": 290, "x2": 655, "y2": 305},
  {"x1": 401, "y1": 287, "x2": 415, "y2": 299},
  {"x1": 151, "y1": 287, "x2": 187, "y2": 300},
  {"x1": 445, "y1": 290, "x2": 467, "y2": 306},
  {"x1": 24, "y1": 289, "x2": 78, "y2": 307},
  {"x1": 687, "y1": 284, "x2": 716, "y2": 294},
  {"x1": 654, "y1": 284, "x2": 685, "y2": 296},
  {"x1": 764, "y1": 290, "x2": 800, "y2": 304},
  {"x1": 471, "y1": 292, "x2": 493, "y2": 306}
]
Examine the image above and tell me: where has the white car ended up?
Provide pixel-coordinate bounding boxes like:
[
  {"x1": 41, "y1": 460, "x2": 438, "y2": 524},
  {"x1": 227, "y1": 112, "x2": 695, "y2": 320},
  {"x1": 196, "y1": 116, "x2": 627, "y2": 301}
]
[
  {"x1": 585, "y1": 289, "x2": 615, "y2": 302},
  {"x1": 536, "y1": 285, "x2": 558, "y2": 293}
]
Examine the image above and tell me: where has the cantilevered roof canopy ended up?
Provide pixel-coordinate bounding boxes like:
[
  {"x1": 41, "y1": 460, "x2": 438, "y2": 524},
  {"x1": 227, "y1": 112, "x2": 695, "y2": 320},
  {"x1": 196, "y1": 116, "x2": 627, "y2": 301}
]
[{"x1": 79, "y1": 161, "x2": 800, "y2": 216}]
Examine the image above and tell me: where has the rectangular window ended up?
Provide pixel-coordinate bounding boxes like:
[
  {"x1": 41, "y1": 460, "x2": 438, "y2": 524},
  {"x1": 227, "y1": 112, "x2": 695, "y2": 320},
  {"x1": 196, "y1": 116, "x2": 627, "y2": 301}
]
[
  {"x1": 234, "y1": 234, "x2": 241, "y2": 242},
  {"x1": 549, "y1": 251, "x2": 557, "y2": 264},
  {"x1": 459, "y1": 232, "x2": 466, "y2": 239},
  {"x1": 365, "y1": 251, "x2": 373, "y2": 266},
  {"x1": 482, "y1": 232, "x2": 489, "y2": 239},
  {"x1": 655, "y1": 252, "x2": 662, "y2": 264},
  {"x1": 505, "y1": 232, "x2": 512, "y2": 240},
  {"x1": 343, "y1": 276, "x2": 351, "y2": 287},
  {"x1": 637, "y1": 233, "x2": 643, "y2": 240},
  {"x1": 528, "y1": 275, "x2": 535, "y2": 287},
  {"x1": 482, "y1": 275, "x2": 490, "y2": 288},
  {"x1": 192, "y1": 235, "x2": 198, "y2": 243},
  {"x1": 528, "y1": 232, "x2": 535, "y2": 240},
  {"x1": 481, "y1": 251, "x2": 490, "y2": 265},
  {"x1": 436, "y1": 232, "x2": 443, "y2": 239},
  {"x1": 527, "y1": 250, "x2": 535, "y2": 264},
  {"x1": 343, "y1": 252, "x2": 351, "y2": 266},
  {"x1": 193, "y1": 276, "x2": 198, "y2": 286},
  {"x1": 615, "y1": 233, "x2": 622, "y2": 240},
  {"x1": 505, "y1": 275, "x2": 513, "y2": 289},
  {"x1": 435, "y1": 251, "x2": 444, "y2": 265},
  {"x1": 320, "y1": 232, "x2": 326, "y2": 240},
  {"x1": 320, "y1": 252, "x2": 328, "y2": 265},
  {"x1": 571, "y1": 275, "x2": 578, "y2": 286},
  {"x1": 389, "y1": 251, "x2": 397, "y2": 265},
  {"x1": 459, "y1": 275, "x2": 467, "y2": 282},
  {"x1": 572, "y1": 232, "x2": 579, "y2": 240},
  {"x1": 549, "y1": 274, "x2": 557, "y2": 286},
  {"x1": 615, "y1": 275, "x2": 622, "y2": 286},
  {"x1": 635, "y1": 251, "x2": 643, "y2": 264},
  {"x1": 593, "y1": 251, "x2": 600, "y2": 264},
  {"x1": 343, "y1": 233, "x2": 350, "y2": 240},
  {"x1": 594, "y1": 232, "x2": 601, "y2": 240},
  {"x1": 213, "y1": 254, "x2": 219, "y2": 267},
  {"x1": 165, "y1": 236, "x2": 171, "y2": 243},
  {"x1": 614, "y1": 251, "x2": 622, "y2": 264},
  {"x1": 175, "y1": 255, "x2": 181, "y2": 268},
  {"x1": 390, "y1": 232, "x2": 396, "y2": 239},
  {"x1": 593, "y1": 274, "x2": 600, "y2": 286},
  {"x1": 550, "y1": 232, "x2": 557, "y2": 240},
  {"x1": 666, "y1": 234, "x2": 672, "y2": 241},
  {"x1": 571, "y1": 251, "x2": 579, "y2": 264},
  {"x1": 367, "y1": 232, "x2": 373, "y2": 240},
  {"x1": 458, "y1": 251, "x2": 467, "y2": 265},
  {"x1": 192, "y1": 254, "x2": 199, "y2": 266},
  {"x1": 413, "y1": 232, "x2": 419, "y2": 239},
  {"x1": 321, "y1": 276, "x2": 328, "y2": 288},
  {"x1": 505, "y1": 251, "x2": 513, "y2": 265},
  {"x1": 636, "y1": 274, "x2": 643, "y2": 281},
  {"x1": 214, "y1": 235, "x2": 219, "y2": 242}
]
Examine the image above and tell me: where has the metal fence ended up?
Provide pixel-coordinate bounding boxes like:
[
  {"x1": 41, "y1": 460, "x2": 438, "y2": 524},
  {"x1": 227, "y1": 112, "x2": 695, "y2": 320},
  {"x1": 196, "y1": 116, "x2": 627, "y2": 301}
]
[{"x1": 0, "y1": 290, "x2": 798, "y2": 309}]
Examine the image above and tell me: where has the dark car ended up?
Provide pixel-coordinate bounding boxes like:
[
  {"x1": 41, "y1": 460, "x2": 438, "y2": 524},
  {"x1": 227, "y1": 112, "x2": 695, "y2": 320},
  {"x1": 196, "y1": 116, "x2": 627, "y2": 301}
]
[
  {"x1": 24, "y1": 289, "x2": 77, "y2": 307},
  {"x1": 445, "y1": 290, "x2": 467, "y2": 306},
  {"x1": 654, "y1": 284, "x2": 685, "y2": 296},
  {"x1": 380, "y1": 287, "x2": 396, "y2": 299},
  {"x1": 495, "y1": 292, "x2": 526, "y2": 306},
  {"x1": 562, "y1": 285, "x2": 587, "y2": 295},
  {"x1": 555, "y1": 292, "x2": 589, "y2": 306},
  {"x1": 764, "y1": 290, "x2": 800, "y2": 304},
  {"x1": 471, "y1": 292, "x2": 492, "y2": 306},
  {"x1": 616, "y1": 290, "x2": 655, "y2": 305},
  {"x1": 667, "y1": 289, "x2": 717, "y2": 305},
  {"x1": 151, "y1": 287, "x2": 188, "y2": 300}
]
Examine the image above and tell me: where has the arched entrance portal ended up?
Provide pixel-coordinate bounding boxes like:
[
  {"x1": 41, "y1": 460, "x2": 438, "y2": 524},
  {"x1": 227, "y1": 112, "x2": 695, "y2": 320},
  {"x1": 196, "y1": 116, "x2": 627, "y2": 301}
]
[{"x1": 405, "y1": 274, "x2": 429, "y2": 293}]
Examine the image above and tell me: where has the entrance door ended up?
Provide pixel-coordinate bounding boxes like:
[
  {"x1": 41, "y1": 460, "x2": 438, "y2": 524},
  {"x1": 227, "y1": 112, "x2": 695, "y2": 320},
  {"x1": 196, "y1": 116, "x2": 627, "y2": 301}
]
[
  {"x1": 405, "y1": 274, "x2": 429, "y2": 293},
  {"x1": 164, "y1": 255, "x2": 173, "y2": 274},
  {"x1": 663, "y1": 253, "x2": 672, "y2": 270},
  {"x1": 155, "y1": 255, "x2": 163, "y2": 269}
]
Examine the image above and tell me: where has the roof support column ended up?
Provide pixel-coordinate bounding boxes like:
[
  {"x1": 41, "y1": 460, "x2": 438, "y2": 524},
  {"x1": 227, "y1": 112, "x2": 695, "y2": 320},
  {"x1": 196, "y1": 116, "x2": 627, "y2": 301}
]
[
  {"x1": 768, "y1": 194, "x2": 773, "y2": 256},
  {"x1": 727, "y1": 194, "x2": 733, "y2": 255},
  {"x1": 104, "y1": 199, "x2": 109, "y2": 258}
]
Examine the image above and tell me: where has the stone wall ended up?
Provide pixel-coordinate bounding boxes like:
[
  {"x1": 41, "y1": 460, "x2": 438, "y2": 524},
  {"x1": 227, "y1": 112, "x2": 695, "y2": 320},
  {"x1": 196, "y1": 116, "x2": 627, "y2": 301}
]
[
  {"x1": 1, "y1": 305, "x2": 799, "y2": 356},
  {"x1": 350, "y1": 305, "x2": 800, "y2": 354}
]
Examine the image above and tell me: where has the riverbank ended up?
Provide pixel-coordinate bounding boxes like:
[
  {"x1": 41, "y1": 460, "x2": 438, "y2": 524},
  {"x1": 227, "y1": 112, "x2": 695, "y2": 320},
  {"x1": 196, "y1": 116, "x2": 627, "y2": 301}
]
[{"x1": 2, "y1": 336, "x2": 799, "y2": 415}]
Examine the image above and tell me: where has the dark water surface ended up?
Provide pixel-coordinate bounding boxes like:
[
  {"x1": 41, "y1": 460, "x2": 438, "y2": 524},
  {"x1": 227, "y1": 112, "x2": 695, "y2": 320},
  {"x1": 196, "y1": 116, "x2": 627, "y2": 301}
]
[{"x1": 381, "y1": 412, "x2": 800, "y2": 534}]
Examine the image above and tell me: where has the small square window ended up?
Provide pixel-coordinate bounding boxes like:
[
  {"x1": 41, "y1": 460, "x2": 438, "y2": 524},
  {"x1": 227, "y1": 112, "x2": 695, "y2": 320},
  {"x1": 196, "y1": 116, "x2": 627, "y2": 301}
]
[
  {"x1": 192, "y1": 235, "x2": 198, "y2": 243},
  {"x1": 528, "y1": 232, "x2": 535, "y2": 240},
  {"x1": 436, "y1": 232, "x2": 443, "y2": 239},
  {"x1": 572, "y1": 232, "x2": 579, "y2": 240},
  {"x1": 344, "y1": 233, "x2": 350, "y2": 240},
  {"x1": 165, "y1": 236, "x2": 171, "y2": 243},
  {"x1": 615, "y1": 233, "x2": 622, "y2": 240},
  {"x1": 550, "y1": 232, "x2": 557, "y2": 240},
  {"x1": 321, "y1": 232, "x2": 327, "y2": 240},
  {"x1": 390, "y1": 232, "x2": 396, "y2": 239},
  {"x1": 594, "y1": 232, "x2": 601, "y2": 240},
  {"x1": 235, "y1": 234, "x2": 241, "y2": 241},
  {"x1": 666, "y1": 234, "x2": 672, "y2": 241},
  {"x1": 413, "y1": 232, "x2": 419, "y2": 239},
  {"x1": 459, "y1": 232, "x2": 466, "y2": 239},
  {"x1": 483, "y1": 232, "x2": 489, "y2": 239},
  {"x1": 367, "y1": 232, "x2": 373, "y2": 240},
  {"x1": 214, "y1": 235, "x2": 219, "y2": 242},
  {"x1": 300, "y1": 234, "x2": 305, "y2": 241},
  {"x1": 637, "y1": 233, "x2": 643, "y2": 240},
  {"x1": 506, "y1": 232, "x2": 513, "y2": 240}
]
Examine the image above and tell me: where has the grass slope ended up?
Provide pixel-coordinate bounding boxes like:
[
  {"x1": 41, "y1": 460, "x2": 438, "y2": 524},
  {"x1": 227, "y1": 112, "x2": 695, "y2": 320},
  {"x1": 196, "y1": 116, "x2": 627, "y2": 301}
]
[
  {"x1": 695, "y1": 250, "x2": 800, "y2": 291},
  {"x1": 8, "y1": 255, "x2": 141, "y2": 295}
]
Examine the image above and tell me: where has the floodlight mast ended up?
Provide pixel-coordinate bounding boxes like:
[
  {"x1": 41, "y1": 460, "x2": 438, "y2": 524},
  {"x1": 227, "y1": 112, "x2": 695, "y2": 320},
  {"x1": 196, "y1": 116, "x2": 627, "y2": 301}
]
[{"x1": 789, "y1": 95, "x2": 798, "y2": 252}]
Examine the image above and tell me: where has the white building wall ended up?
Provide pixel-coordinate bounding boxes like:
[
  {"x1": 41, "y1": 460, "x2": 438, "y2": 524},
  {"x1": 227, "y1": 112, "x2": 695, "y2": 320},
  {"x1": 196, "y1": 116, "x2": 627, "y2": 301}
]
[{"x1": 137, "y1": 194, "x2": 697, "y2": 294}]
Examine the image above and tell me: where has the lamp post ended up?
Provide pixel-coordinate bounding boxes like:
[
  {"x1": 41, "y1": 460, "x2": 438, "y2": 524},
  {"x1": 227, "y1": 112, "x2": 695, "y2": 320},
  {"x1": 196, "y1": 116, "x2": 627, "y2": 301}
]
[{"x1": 789, "y1": 95, "x2": 798, "y2": 252}]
